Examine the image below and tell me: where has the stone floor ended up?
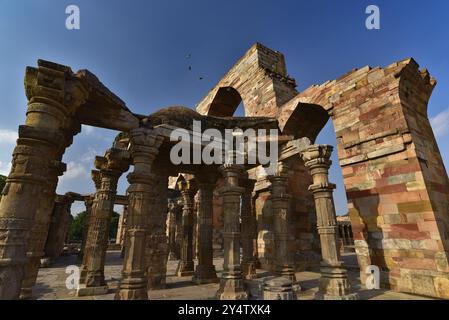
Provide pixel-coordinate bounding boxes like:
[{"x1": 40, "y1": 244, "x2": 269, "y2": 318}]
[{"x1": 34, "y1": 251, "x2": 433, "y2": 300}]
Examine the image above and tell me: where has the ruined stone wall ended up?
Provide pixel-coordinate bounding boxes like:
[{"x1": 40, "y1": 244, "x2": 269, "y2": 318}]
[{"x1": 279, "y1": 58, "x2": 449, "y2": 298}]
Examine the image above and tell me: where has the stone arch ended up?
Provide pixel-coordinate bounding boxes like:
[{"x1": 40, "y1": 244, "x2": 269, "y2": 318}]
[
  {"x1": 279, "y1": 102, "x2": 329, "y2": 142},
  {"x1": 207, "y1": 87, "x2": 244, "y2": 117},
  {"x1": 277, "y1": 58, "x2": 449, "y2": 298},
  {"x1": 196, "y1": 43, "x2": 297, "y2": 117}
]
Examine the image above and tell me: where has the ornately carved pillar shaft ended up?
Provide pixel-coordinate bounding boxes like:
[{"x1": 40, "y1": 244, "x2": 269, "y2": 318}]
[
  {"x1": 146, "y1": 174, "x2": 169, "y2": 289},
  {"x1": 301, "y1": 145, "x2": 357, "y2": 300},
  {"x1": 166, "y1": 200, "x2": 178, "y2": 260},
  {"x1": 115, "y1": 128, "x2": 163, "y2": 300},
  {"x1": 79, "y1": 170, "x2": 101, "y2": 284},
  {"x1": 78, "y1": 150, "x2": 128, "y2": 296},
  {"x1": 217, "y1": 161, "x2": 248, "y2": 300},
  {"x1": 240, "y1": 177, "x2": 257, "y2": 279},
  {"x1": 0, "y1": 60, "x2": 87, "y2": 300},
  {"x1": 78, "y1": 195, "x2": 94, "y2": 261},
  {"x1": 193, "y1": 181, "x2": 218, "y2": 284},
  {"x1": 19, "y1": 160, "x2": 66, "y2": 299},
  {"x1": 176, "y1": 180, "x2": 195, "y2": 277},
  {"x1": 268, "y1": 162, "x2": 296, "y2": 281}
]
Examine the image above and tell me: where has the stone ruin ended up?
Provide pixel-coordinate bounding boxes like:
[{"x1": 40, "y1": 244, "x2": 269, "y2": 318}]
[{"x1": 0, "y1": 43, "x2": 448, "y2": 300}]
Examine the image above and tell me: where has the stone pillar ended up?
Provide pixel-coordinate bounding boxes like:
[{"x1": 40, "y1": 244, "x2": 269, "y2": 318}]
[
  {"x1": 268, "y1": 162, "x2": 296, "y2": 282},
  {"x1": 19, "y1": 160, "x2": 66, "y2": 299},
  {"x1": 0, "y1": 60, "x2": 87, "y2": 299},
  {"x1": 79, "y1": 171, "x2": 101, "y2": 283},
  {"x1": 42, "y1": 194, "x2": 75, "y2": 264},
  {"x1": 240, "y1": 176, "x2": 257, "y2": 279},
  {"x1": 166, "y1": 200, "x2": 178, "y2": 260},
  {"x1": 115, "y1": 128, "x2": 163, "y2": 300},
  {"x1": 193, "y1": 179, "x2": 218, "y2": 284},
  {"x1": 78, "y1": 150, "x2": 129, "y2": 296},
  {"x1": 216, "y1": 162, "x2": 248, "y2": 300},
  {"x1": 146, "y1": 174, "x2": 169, "y2": 290},
  {"x1": 78, "y1": 194, "x2": 95, "y2": 261},
  {"x1": 301, "y1": 145, "x2": 357, "y2": 300},
  {"x1": 116, "y1": 208, "x2": 126, "y2": 245},
  {"x1": 176, "y1": 180, "x2": 195, "y2": 277}
]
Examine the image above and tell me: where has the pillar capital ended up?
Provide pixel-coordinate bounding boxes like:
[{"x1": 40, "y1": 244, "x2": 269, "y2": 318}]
[
  {"x1": 90, "y1": 170, "x2": 101, "y2": 190},
  {"x1": 95, "y1": 148, "x2": 130, "y2": 174},
  {"x1": 300, "y1": 145, "x2": 333, "y2": 169},
  {"x1": 24, "y1": 60, "x2": 89, "y2": 129}
]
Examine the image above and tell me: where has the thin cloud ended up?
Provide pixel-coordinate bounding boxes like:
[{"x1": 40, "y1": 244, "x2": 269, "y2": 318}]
[
  {"x1": 0, "y1": 129, "x2": 18, "y2": 144},
  {"x1": 0, "y1": 161, "x2": 11, "y2": 176},
  {"x1": 430, "y1": 107, "x2": 449, "y2": 138},
  {"x1": 59, "y1": 161, "x2": 88, "y2": 181}
]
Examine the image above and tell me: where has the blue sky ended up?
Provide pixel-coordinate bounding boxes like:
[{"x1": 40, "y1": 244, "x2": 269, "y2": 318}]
[{"x1": 0, "y1": 0, "x2": 448, "y2": 215}]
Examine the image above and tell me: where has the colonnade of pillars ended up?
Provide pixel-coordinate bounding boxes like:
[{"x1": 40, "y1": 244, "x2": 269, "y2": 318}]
[
  {"x1": 1, "y1": 125, "x2": 356, "y2": 300},
  {"x1": 0, "y1": 60, "x2": 355, "y2": 300}
]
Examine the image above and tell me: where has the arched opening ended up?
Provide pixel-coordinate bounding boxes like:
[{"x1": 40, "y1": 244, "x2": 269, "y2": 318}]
[
  {"x1": 281, "y1": 103, "x2": 330, "y2": 142},
  {"x1": 207, "y1": 87, "x2": 244, "y2": 117}
]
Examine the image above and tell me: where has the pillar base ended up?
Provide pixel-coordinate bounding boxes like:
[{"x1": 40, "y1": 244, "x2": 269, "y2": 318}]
[
  {"x1": 263, "y1": 277, "x2": 296, "y2": 300},
  {"x1": 315, "y1": 292, "x2": 358, "y2": 300},
  {"x1": 168, "y1": 252, "x2": 178, "y2": 261},
  {"x1": 275, "y1": 266, "x2": 297, "y2": 283},
  {"x1": 193, "y1": 265, "x2": 219, "y2": 284},
  {"x1": 76, "y1": 284, "x2": 109, "y2": 297},
  {"x1": 315, "y1": 264, "x2": 357, "y2": 300},
  {"x1": 114, "y1": 288, "x2": 148, "y2": 300},
  {"x1": 216, "y1": 274, "x2": 248, "y2": 300},
  {"x1": 242, "y1": 262, "x2": 257, "y2": 279},
  {"x1": 176, "y1": 261, "x2": 194, "y2": 277},
  {"x1": 19, "y1": 288, "x2": 33, "y2": 300},
  {"x1": 148, "y1": 276, "x2": 167, "y2": 290},
  {"x1": 115, "y1": 276, "x2": 148, "y2": 300},
  {"x1": 40, "y1": 258, "x2": 52, "y2": 268}
]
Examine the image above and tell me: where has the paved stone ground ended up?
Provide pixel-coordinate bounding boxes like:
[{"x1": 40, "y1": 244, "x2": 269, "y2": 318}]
[{"x1": 33, "y1": 251, "x2": 433, "y2": 300}]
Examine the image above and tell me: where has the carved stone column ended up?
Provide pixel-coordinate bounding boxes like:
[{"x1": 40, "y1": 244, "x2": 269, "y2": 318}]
[
  {"x1": 79, "y1": 171, "x2": 101, "y2": 283},
  {"x1": 78, "y1": 194, "x2": 95, "y2": 261},
  {"x1": 19, "y1": 160, "x2": 66, "y2": 299},
  {"x1": 301, "y1": 145, "x2": 357, "y2": 300},
  {"x1": 167, "y1": 200, "x2": 178, "y2": 260},
  {"x1": 268, "y1": 162, "x2": 296, "y2": 282},
  {"x1": 41, "y1": 194, "x2": 75, "y2": 264},
  {"x1": 146, "y1": 174, "x2": 169, "y2": 290},
  {"x1": 78, "y1": 149, "x2": 129, "y2": 296},
  {"x1": 115, "y1": 128, "x2": 163, "y2": 300},
  {"x1": 217, "y1": 161, "x2": 248, "y2": 300},
  {"x1": 0, "y1": 60, "x2": 87, "y2": 299},
  {"x1": 193, "y1": 178, "x2": 218, "y2": 284},
  {"x1": 240, "y1": 176, "x2": 257, "y2": 279},
  {"x1": 176, "y1": 180, "x2": 195, "y2": 277}
]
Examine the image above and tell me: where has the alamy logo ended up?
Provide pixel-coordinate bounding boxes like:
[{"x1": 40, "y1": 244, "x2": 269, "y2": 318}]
[
  {"x1": 365, "y1": 265, "x2": 380, "y2": 290},
  {"x1": 66, "y1": 5, "x2": 80, "y2": 30},
  {"x1": 65, "y1": 265, "x2": 80, "y2": 290},
  {"x1": 170, "y1": 120, "x2": 279, "y2": 174},
  {"x1": 365, "y1": 5, "x2": 380, "y2": 30}
]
